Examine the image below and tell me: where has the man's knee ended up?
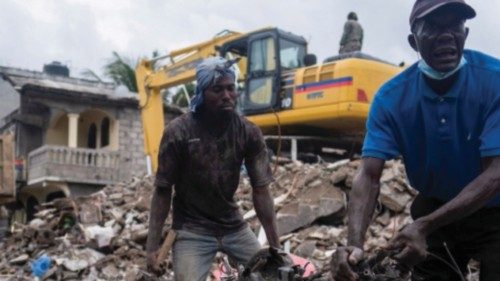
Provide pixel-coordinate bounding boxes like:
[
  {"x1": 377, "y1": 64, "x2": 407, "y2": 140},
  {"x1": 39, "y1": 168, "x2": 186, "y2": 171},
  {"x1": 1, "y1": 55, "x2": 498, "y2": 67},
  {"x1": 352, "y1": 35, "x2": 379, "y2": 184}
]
[
  {"x1": 172, "y1": 230, "x2": 218, "y2": 281},
  {"x1": 173, "y1": 249, "x2": 215, "y2": 281},
  {"x1": 222, "y1": 227, "x2": 261, "y2": 264}
]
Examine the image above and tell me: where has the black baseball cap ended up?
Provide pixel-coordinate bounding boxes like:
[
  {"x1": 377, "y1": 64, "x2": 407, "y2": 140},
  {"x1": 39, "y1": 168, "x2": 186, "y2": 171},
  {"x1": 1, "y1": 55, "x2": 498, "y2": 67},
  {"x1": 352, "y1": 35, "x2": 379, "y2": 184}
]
[{"x1": 410, "y1": 0, "x2": 476, "y2": 27}]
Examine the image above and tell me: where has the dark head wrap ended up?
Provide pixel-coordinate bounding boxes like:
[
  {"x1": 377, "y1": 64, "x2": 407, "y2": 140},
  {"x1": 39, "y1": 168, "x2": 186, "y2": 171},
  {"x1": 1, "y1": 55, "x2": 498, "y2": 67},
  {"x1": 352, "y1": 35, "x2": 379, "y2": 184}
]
[{"x1": 190, "y1": 57, "x2": 237, "y2": 113}]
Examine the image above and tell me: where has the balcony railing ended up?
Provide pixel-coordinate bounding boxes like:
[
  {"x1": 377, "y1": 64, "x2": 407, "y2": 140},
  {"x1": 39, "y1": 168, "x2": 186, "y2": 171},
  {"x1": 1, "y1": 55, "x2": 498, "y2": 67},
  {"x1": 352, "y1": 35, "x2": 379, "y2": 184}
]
[{"x1": 27, "y1": 145, "x2": 120, "y2": 186}]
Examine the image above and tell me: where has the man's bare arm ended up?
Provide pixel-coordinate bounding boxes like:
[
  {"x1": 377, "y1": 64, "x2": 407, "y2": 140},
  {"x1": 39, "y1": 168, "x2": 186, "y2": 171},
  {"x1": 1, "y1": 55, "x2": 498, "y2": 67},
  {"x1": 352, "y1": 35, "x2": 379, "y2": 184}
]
[
  {"x1": 330, "y1": 157, "x2": 385, "y2": 281},
  {"x1": 253, "y1": 185, "x2": 280, "y2": 249},
  {"x1": 146, "y1": 184, "x2": 173, "y2": 253},
  {"x1": 348, "y1": 157, "x2": 385, "y2": 248}
]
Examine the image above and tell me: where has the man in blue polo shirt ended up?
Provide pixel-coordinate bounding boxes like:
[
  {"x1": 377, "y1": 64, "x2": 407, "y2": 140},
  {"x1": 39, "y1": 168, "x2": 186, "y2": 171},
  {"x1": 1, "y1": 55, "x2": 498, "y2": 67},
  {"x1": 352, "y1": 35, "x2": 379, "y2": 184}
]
[{"x1": 331, "y1": 0, "x2": 500, "y2": 280}]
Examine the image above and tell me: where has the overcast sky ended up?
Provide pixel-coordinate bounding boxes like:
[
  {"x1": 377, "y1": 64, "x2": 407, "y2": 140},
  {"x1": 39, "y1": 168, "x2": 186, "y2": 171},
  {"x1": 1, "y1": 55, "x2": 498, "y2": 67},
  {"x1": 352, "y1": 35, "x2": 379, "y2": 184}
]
[{"x1": 1, "y1": 0, "x2": 498, "y2": 79}]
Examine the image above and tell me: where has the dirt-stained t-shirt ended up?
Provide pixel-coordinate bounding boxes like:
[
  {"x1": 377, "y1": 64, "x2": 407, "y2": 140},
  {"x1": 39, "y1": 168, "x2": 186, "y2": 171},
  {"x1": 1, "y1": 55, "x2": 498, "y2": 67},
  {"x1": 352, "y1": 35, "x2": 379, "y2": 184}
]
[{"x1": 154, "y1": 112, "x2": 274, "y2": 235}]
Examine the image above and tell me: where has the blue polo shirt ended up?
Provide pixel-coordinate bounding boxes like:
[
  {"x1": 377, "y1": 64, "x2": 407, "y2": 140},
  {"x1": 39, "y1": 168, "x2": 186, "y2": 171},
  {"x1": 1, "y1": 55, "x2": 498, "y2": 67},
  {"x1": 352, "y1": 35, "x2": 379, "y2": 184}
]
[{"x1": 362, "y1": 50, "x2": 500, "y2": 206}]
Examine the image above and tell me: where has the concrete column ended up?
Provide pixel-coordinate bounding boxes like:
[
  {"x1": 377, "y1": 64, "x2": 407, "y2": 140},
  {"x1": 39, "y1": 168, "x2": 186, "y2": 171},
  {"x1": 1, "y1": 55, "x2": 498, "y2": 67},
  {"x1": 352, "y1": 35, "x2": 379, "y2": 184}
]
[
  {"x1": 67, "y1": 113, "x2": 79, "y2": 148},
  {"x1": 291, "y1": 138, "x2": 297, "y2": 162},
  {"x1": 96, "y1": 127, "x2": 101, "y2": 149}
]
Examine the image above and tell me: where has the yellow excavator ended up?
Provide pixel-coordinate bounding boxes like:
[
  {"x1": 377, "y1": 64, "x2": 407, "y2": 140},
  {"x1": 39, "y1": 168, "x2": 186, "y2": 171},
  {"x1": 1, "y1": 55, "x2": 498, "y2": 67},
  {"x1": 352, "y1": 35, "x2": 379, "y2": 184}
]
[{"x1": 135, "y1": 27, "x2": 403, "y2": 171}]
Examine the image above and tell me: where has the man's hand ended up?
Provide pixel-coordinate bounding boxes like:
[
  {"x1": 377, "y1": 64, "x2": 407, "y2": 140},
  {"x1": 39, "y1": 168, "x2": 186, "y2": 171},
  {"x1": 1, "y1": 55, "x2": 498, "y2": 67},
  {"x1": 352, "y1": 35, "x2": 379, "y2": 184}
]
[
  {"x1": 330, "y1": 246, "x2": 363, "y2": 281},
  {"x1": 146, "y1": 250, "x2": 165, "y2": 276},
  {"x1": 146, "y1": 185, "x2": 172, "y2": 276},
  {"x1": 252, "y1": 185, "x2": 280, "y2": 249},
  {"x1": 387, "y1": 220, "x2": 428, "y2": 266}
]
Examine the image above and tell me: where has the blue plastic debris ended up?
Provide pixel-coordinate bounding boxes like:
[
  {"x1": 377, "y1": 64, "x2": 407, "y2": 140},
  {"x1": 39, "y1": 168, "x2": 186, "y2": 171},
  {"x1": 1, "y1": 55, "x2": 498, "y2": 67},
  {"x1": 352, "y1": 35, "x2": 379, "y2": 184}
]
[{"x1": 31, "y1": 254, "x2": 51, "y2": 278}]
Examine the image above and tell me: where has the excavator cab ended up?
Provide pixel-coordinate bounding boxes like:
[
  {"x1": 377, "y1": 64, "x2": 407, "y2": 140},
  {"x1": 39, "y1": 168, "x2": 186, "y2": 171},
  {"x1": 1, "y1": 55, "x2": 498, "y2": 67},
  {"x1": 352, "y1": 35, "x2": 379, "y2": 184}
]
[{"x1": 219, "y1": 28, "x2": 308, "y2": 116}]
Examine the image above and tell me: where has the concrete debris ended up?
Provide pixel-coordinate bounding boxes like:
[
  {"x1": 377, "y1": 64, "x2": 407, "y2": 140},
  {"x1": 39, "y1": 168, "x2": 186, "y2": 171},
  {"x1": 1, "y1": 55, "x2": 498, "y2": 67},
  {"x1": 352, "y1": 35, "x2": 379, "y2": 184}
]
[
  {"x1": 82, "y1": 225, "x2": 116, "y2": 249},
  {"x1": 76, "y1": 194, "x2": 104, "y2": 225},
  {"x1": 294, "y1": 240, "x2": 317, "y2": 257},
  {"x1": 379, "y1": 182, "x2": 413, "y2": 213},
  {"x1": 378, "y1": 160, "x2": 416, "y2": 213},
  {"x1": 57, "y1": 248, "x2": 105, "y2": 272},
  {"x1": 0, "y1": 158, "x2": 423, "y2": 280},
  {"x1": 275, "y1": 184, "x2": 345, "y2": 235},
  {"x1": 29, "y1": 218, "x2": 47, "y2": 229},
  {"x1": 9, "y1": 254, "x2": 29, "y2": 265}
]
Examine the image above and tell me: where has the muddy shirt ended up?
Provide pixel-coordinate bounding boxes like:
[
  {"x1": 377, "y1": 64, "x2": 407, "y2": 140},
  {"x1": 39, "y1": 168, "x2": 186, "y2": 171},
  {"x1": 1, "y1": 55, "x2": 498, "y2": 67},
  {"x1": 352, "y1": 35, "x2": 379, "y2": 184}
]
[{"x1": 155, "y1": 112, "x2": 274, "y2": 235}]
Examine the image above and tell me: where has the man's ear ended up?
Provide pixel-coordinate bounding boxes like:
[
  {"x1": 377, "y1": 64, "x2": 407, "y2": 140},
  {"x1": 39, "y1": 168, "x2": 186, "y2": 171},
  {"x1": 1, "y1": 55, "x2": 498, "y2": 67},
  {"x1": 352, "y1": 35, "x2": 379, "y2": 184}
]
[
  {"x1": 465, "y1": 27, "x2": 469, "y2": 40},
  {"x1": 408, "y1": 34, "x2": 418, "y2": 52}
]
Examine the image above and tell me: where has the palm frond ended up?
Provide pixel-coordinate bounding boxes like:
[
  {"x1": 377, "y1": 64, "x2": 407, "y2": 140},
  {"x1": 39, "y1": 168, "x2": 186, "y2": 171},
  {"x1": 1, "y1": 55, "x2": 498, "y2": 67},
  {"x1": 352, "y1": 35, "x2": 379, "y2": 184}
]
[
  {"x1": 80, "y1": 69, "x2": 103, "y2": 82},
  {"x1": 103, "y1": 51, "x2": 138, "y2": 92}
]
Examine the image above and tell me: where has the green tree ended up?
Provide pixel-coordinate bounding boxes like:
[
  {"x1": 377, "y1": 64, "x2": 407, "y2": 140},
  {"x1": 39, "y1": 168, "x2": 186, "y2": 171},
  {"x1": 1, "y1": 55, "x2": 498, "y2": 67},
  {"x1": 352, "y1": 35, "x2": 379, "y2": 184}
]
[
  {"x1": 103, "y1": 51, "x2": 138, "y2": 92},
  {"x1": 81, "y1": 50, "x2": 162, "y2": 94}
]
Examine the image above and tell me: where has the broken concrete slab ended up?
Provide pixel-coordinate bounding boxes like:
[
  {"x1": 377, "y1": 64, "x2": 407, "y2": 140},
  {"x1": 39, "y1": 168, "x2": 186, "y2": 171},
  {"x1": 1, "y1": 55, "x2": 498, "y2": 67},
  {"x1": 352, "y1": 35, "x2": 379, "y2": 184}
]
[
  {"x1": 76, "y1": 196, "x2": 103, "y2": 225},
  {"x1": 379, "y1": 183, "x2": 413, "y2": 213},
  {"x1": 82, "y1": 225, "x2": 116, "y2": 249},
  {"x1": 9, "y1": 254, "x2": 29, "y2": 265},
  {"x1": 330, "y1": 165, "x2": 356, "y2": 186},
  {"x1": 29, "y1": 218, "x2": 47, "y2": 228},
  {"x1": 58, "y1": 248, "x2": 105, "y2": 271},
  {"x1": 276, "y1": 184, "x2": 346, "y2": 235},
  {"x1": 294, "y1": 240, "x2": 316, "y2": 257},
  {"x1": 101, "y1": 263, "x2": 119, "y2": 279}
]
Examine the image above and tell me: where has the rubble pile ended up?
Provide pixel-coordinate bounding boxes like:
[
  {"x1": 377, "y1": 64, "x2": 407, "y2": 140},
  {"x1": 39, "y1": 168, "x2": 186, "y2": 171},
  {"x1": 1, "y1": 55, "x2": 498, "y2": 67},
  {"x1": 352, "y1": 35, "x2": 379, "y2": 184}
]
[
  {"x1": 237, "y1": 159, "x2": 415, "y2": 274},
  {"x1": 0, "y1": 158, "x2": 418, "y2": 280},
  {"x1": 0, "y1": 176, "x2": 166, "y2": 280}
]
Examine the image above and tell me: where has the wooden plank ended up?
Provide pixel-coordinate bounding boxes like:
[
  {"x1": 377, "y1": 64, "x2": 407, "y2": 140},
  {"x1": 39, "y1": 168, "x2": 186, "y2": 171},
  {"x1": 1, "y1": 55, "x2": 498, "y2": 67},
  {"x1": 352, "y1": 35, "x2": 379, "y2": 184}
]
[{"x1": 0, "y1": 133, "x2": 15, "y2": 197}]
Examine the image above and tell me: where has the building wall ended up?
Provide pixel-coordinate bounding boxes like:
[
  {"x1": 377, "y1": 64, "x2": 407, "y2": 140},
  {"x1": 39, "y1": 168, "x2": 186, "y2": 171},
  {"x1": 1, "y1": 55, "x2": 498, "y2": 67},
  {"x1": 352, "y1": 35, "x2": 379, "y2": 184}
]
[
  {"x1": 17, "y1": 94, "x2": 51, "y2": 158},
  {"x1": 0, "y1": 78, "x2": 19, "y2": 120},
  {"x1": 117, "y1": 107, "x2": 147, "y2": 181},
  {"x1": 45, "y1": 114, "x2": 68, "y2": 146},
  {"x1": 17, "y1": 124, "x2": 43, "y2": 159},
  {"x1": 68, "y1": 183, "x2": 103, "y2": 198}
]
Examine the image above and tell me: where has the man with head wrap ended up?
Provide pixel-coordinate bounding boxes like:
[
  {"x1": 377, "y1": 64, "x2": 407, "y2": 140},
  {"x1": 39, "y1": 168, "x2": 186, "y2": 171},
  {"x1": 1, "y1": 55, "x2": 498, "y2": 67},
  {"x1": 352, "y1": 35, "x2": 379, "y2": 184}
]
[{"x1": 146, "y1": 57, "x2": 280, "y2": 280}]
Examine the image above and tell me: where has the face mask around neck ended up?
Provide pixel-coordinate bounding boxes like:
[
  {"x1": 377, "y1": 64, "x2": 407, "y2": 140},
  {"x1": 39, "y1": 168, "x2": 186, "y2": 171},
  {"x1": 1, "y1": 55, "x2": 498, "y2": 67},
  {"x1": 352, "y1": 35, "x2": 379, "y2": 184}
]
[{"x1": 418, "y1": 56, "x2": 467, "y2": 80}]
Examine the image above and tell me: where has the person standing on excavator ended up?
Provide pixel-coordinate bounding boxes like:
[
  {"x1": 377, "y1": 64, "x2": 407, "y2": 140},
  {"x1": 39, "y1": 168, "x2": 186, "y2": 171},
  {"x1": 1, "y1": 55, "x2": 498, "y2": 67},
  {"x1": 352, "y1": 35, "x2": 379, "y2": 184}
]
[
  {"x1": 331, "y1": 0, "x2": 500, "y2": 280},
  {"x1": 145, "y1": 57, "x2": 280, "y2": 281},
  {"x1": 339, "y1": 12, "x2": 363, "y2": 54}
]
